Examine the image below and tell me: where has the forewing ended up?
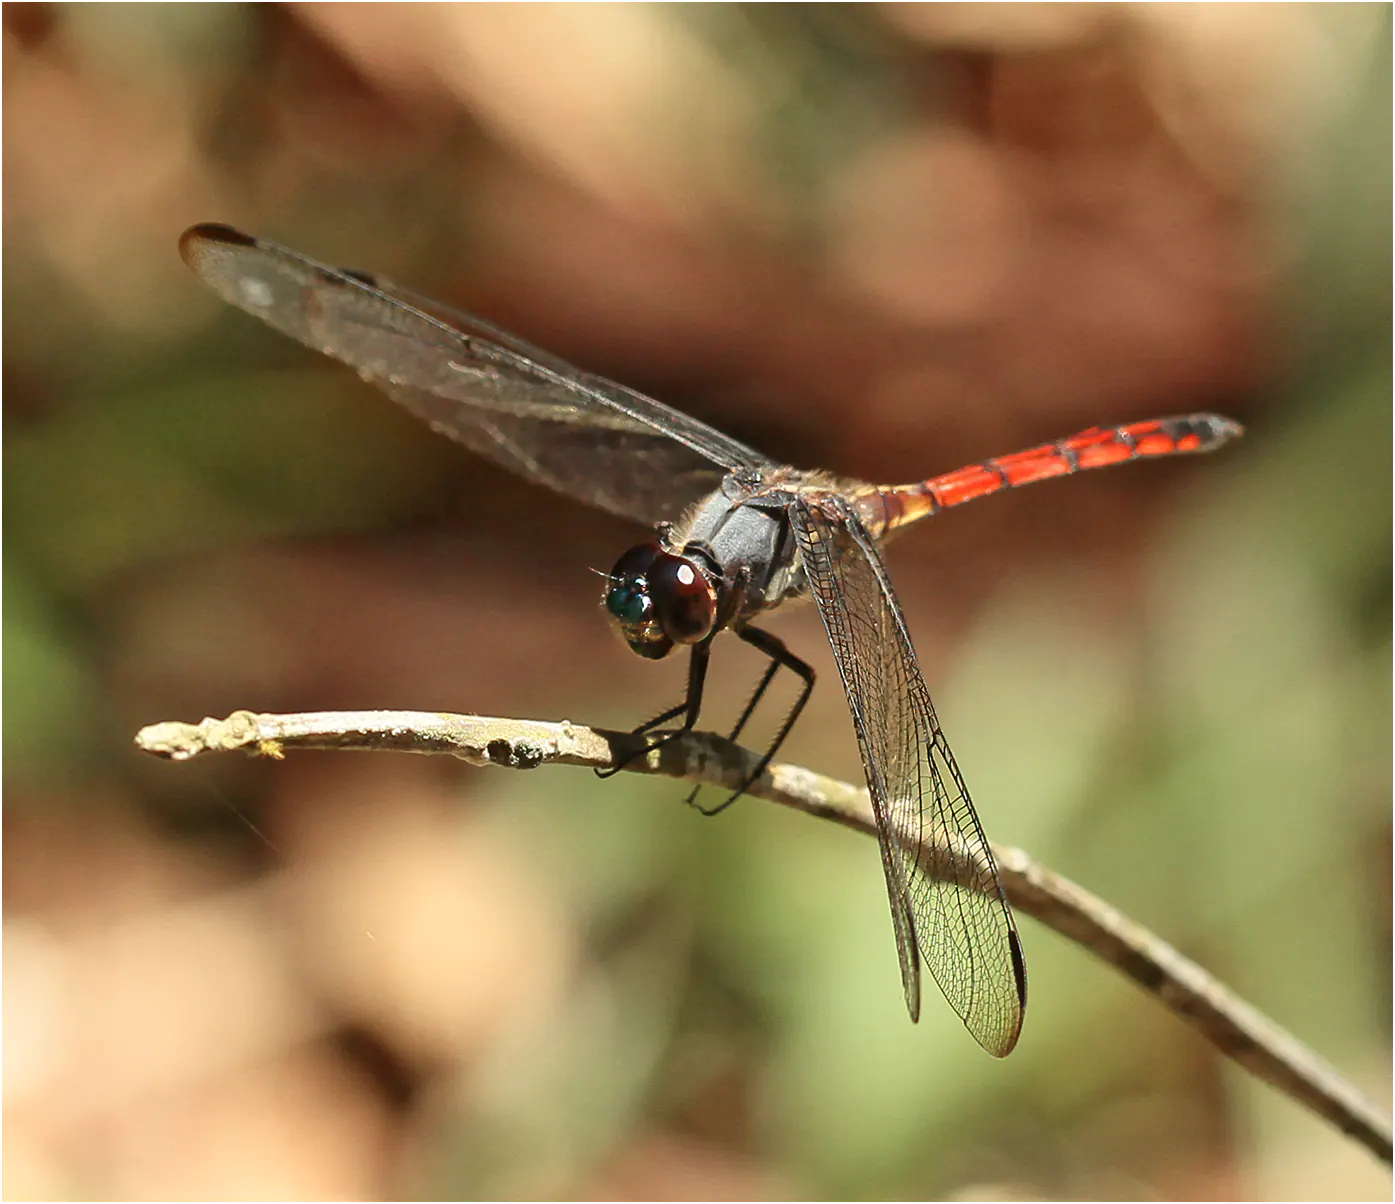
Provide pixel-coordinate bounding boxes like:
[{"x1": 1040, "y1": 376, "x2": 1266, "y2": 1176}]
[
  {"x1": 180, "y1": 225, "x2": 772, "y2": 525},
  {"x1": 790, "y1": 494, "x2": 1026, "y2": 1056}
]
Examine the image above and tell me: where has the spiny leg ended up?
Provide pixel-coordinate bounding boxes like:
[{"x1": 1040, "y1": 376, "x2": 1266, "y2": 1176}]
[
  {"x1": 726, "y1": 657, "x2": 782, "y2": 748},
  {"x1": 677, "y1": 652, "x2": 778, "y2": 813},
  {"x1": 689, "y1": 625, "x2": 815, "y2": 817},
  {"x1": 596, "y1": 641, "x2": 712, "y2": 780}
]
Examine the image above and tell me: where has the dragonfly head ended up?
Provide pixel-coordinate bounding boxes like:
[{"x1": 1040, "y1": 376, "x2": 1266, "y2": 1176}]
[{"x1": 603, "y1": 542, "x2": 719, "y2": 660}]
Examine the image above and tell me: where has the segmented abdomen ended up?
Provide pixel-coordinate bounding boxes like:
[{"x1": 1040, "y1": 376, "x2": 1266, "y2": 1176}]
[{"x1": 858, "y1": 413, "x2": 1242, "y2": 536}]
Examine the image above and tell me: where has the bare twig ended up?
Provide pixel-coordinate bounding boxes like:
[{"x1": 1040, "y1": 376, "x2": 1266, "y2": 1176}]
[{"x1": 136, "y1": 708, "x2": 1391, "y2": 1163}]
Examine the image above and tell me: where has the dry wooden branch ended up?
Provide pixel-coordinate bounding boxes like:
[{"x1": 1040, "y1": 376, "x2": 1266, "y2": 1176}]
[{"x1": 136, "y1": 708, "x2": 1391, "y2": 1163}]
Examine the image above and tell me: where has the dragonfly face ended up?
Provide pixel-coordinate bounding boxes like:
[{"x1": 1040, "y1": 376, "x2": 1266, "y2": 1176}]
[
  {"x1": 604, "y1": 485, "x2": 801, "y2": 659},
  {"x1": 603, "y1": 541, "x2": 719, "y2": 659}
]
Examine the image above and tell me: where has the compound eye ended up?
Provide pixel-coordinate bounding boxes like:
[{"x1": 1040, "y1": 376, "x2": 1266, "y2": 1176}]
[
  {"x1": 603, "y1": 542, "x2": 674, "y2": 660},
  {"x1": 604, "y1": 579, "x2": 651, "y2": 627},
  {"x1": 603, "y1": 543, "x2": 662, "y2": 623},
  {"x1": 607, "y1": 542, "x2": 663, "y2": 581},
  {"x1": 650, "y1": 555, "x2": 718, "y2": 644}
]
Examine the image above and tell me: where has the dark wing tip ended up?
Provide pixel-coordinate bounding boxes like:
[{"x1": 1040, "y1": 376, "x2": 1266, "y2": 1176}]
[
  {"x1": 966, "y1": 927, "x2": 1029, "y2": 1058},
  {"x1": 178, "y1": 223, "x2": 255, "y2": 267},
  {"x1": 991, "y1": 928, "x2": 1029, "y2": 1058},
  {"x1": 1010, "y1": 928, "x2": 1028, "y2": 1013}
]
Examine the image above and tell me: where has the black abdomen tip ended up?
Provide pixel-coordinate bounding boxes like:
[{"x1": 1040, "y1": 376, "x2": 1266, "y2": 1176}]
[{"x1": 1162, "y1": 413, "x2": 1245, "y2": 447}]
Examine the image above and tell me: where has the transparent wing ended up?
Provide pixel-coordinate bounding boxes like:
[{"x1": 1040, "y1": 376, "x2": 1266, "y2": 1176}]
[
  {"x1": 790, "y1": 493, "x2": 1026, "y2": 1056},
  {"x1": 180, "y1": 224, "x2": 773, "y2": 525}
]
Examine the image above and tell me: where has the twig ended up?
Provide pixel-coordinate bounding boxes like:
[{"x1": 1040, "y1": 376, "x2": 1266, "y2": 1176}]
[{"x1": 136, "y1": 708, "x2": 1392, "y2": 1163}]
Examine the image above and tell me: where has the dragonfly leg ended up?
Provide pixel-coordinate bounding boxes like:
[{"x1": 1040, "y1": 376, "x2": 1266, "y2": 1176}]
[
  {"x1": 725, "y1": 656, "x2": 782, "y2": 748},
  {"x1": 595, "y1": 641, "x2": 711, "y2": 779},
  {"x1": 688, "y1": 625, "x2": 815, "y2": 817}
]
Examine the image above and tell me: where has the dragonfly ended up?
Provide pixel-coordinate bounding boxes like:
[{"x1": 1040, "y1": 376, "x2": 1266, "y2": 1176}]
[{"x1": 180, "y1": 223, "x2": 1242, "y2": 1057}]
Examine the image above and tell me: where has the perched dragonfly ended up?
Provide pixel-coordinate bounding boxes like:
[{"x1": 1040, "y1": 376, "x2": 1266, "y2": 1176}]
[{"x1": 180, "y1": 223, "x2": 1242, "y2": 1057}]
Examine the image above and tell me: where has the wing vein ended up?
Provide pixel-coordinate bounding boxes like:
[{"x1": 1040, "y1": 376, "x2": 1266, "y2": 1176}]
[{"x1": 790, "y1": 495, "x2": 1025, "y2": 1056}]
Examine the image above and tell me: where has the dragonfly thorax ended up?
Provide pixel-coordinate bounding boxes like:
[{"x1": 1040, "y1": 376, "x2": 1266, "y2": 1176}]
[{"x1": 603, "y1": 541, "x2": 720, "y2": 660}]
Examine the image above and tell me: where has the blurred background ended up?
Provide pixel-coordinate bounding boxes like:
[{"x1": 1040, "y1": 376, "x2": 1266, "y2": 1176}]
[{"x1": 4, "y1": 3, "x2": 1390, "y2": 1199}]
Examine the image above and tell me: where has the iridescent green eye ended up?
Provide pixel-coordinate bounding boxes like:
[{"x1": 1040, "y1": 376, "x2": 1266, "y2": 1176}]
[
  {"x1": 605, "y1": 542, "x2": 665, "y2": 625},
  {"x1": 606, "y1": 584, "x2": 649, "y2": 625},
  {"x1": 603, "y1": 541, "x2": 679, "y2": 660}
]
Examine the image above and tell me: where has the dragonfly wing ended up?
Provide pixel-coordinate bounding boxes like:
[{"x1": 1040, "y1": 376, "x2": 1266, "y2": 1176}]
[
  {"x1": 789, "y1": 493, "x2": 1026, "y2": 1056},
  {"x1": 180, "y1": 224, "x2": 772, "y2": 525}
]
